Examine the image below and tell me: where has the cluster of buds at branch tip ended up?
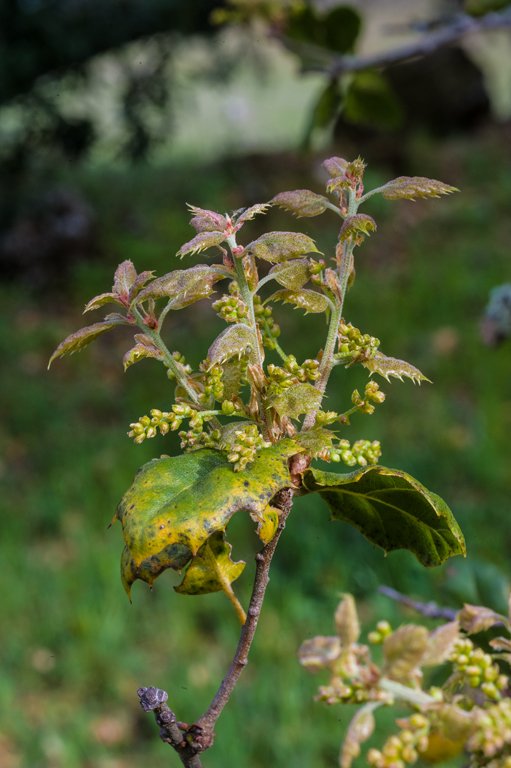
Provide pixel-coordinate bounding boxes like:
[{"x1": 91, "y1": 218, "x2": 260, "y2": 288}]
[
  {"x1": 267, "y1": 357, "x2": 320, "y2": 395},
  {"x1": 198, "y1": 359, "x2": 224, "y2": 404},
  {"x1": 367, "y1": 714, "x2": 430, "y2": 768},
  {"x1": 449, "y1": 638, "x2": 508, "y2": 699},
  {"x1": 253, "y1": 294, "x2": 280, "y2": 350},
  {"x1": 128, "y1": 404, "x2": 217, "y2": 444},
  {"x1": 213, "y1": 293, "x2": 248, "y2": 323},
  {"x1": 368, "y1": 621, "x2": 392, "y2": 645},
  {"x1": 351, "y1": 382, "x2": 386, "y2": 416},
  {"x1": 227, "y1": 424, "x2": 270, "y2": 472},
  {"x1": 165, "y1": 351, "x2": 191, "y2": 380},
  {"x1": 336, "y1": 322, "x2": 380, "y2": 365},
  {"x1": 330, "y1": 439, "x2": 382, "y2": 467}
]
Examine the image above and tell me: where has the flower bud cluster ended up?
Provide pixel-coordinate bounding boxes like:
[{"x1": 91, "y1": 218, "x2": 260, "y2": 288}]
[
  {"x1": 212, "y1": 293, "x2": 248, "y2": 324},
  {"x1": 367, "y1": 714, "x2": 430, "y2": 768},
  {"x1": 330, "y1": 439, "x2": 382, "y2": 467},
  {"x1": 351, "y1": 382, "x2": 386, "y2": 416},
  {"x1": 166, "y1": 351, "x2": 192, "y2": 380},
  {"x1": 315, "y1": 677, "x2": 372, "y2": 706},
  {"x1": 128, "y1": 404, "x2": 217, "y2": 444},
  {"x1": 226, "y1": 424, "x2": 271, "y2": 472},
  {"x1": 466, "y1": 699, "x2": 511, "y2": 762},
  {"x1": 179, "y1": 428, "x2": 221, "y2": 452},
  {"x1": 267, "y1": 357, "x2": 321, "y2": 396},
  {"x1": 198, "y1": 360, "x2": 224, "y2": 405},
  {"x1": 368, "y1": 621, "x2": 392, "y2": 645},
  {"x1": 310, "y1": 259, "x2": 327, "y2": 287},
  {"x1": 336, "y1": 322, "x2": 380, "y2": 363},
  {"x1": 253, "y1": 294, "x2": 280, "y2": 350},
  {"x1": 449, "y1": 638, "x2": 508, "y2": 699}
]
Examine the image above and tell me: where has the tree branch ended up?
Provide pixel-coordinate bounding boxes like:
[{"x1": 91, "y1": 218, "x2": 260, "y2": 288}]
[
  {"x1": 137, "y1": 487, "x2": 295, "y2": 762},
  {"x1": 282, "y1": 11, "x2": 511, "y2": 77},
  {"x1": 378, "y1": 585, "x2": 457, "y2": 621}
]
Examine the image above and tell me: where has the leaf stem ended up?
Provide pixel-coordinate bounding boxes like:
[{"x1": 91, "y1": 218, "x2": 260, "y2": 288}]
[{"x1": 205, "y1": 541, "x2": 247, "y2": 626}]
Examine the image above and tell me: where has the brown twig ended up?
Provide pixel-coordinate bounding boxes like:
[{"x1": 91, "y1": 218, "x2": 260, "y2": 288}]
[
  {"x1": 378, "y1": 585, "x2": 457, "y2": 621},
  {"x1": 137, "y1": 487, "x2": 294, "y2": 762},
  {"x1": 281, "y1": 11, "x2": 511, "y2": 77}
]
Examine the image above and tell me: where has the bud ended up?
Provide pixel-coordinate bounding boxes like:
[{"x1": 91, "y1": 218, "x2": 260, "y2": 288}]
[{"x1": 334, "y1": 594, "x2": 360, "y2": 647}]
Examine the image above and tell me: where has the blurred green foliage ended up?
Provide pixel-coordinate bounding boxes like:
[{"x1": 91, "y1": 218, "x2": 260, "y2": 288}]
[{"x1": 3, "y1": 128, "x2": 511, "y2": 767}]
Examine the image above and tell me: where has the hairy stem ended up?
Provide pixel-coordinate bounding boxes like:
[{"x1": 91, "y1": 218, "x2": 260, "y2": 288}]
[{"x1": 205, "y1": 541, "x2": 247, "y2": 626}]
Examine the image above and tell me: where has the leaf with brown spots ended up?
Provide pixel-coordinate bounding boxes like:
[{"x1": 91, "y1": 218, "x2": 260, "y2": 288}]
[
  {"x1": 113, "y1": 440, "x2": 299, "y2": 596},
  {"x1": 302, "y1": 465, "x2": 465, "y2": 567},
  {"x1": 174, "y1": 531, "x2": 245, "y2": 596}
]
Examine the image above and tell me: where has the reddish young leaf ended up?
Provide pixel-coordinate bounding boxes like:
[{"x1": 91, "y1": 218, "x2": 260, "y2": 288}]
[
  {"x1": 246, "y1": 232, "x2": 321, "y2": 263},
  {"x1": 113, "y1": 260, "x2": 138, "y2": 298},
  {"x1": 208, "y1": 324, "x2": 256, "y2": 365},
  {"x1": 339, "y1": 214, "x2": 377, "y2": 241},
  {"x1": 177, "y1": 232, "x2": 226, "y2": 258},
  {"x1": 270, "y1": 288, "x2": 330, "y2": 314},
  {"x1": 322, "y1": 157, "x2": 349, "y2": 177},
  {"x1": 381, "y1": 176, "x2": 459, "y2": 201},
  {"x1": 136, "y1": 265, "x2": 225, "y2": 308},
  {"x1": 123, "y1": 343, "x2": 163, "y2": 371},
  {"x1": 127, "y1": 271, "x2": 156, "y2": 304},
  {"x1": 48, "y1": 321, "x2": 121, "y2": 367},
  {"x1": 235, "y1": 203, "x2": 271, "y2": 225},
  {"x1": 271, "y1": 190, "x2": 331, "y2": 218},
  {"x1": 187, "y1": 205, "x2": 227, "y2": 233},
  {"x1": 268, "y1": 259, "x2": 311, "y2": 290},
  {"x1": 84, "y1": 292, "x2": 125, "y2": 313}
]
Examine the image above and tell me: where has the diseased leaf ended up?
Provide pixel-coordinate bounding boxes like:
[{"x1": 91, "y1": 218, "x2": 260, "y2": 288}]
[
  {"x1": 339, "y1": 214, "x2": 377, "y2": 241},
  {"x1": 48, "y1": 321, "x2": 121, "y2": 368},
  {"x1": 335, "y1": 594, "x2": 360, "y2": 647},
  {"x1": 362, "y1": 351, "x2": 430, "y2": 384},
  {"x1": 340, "y1": 703, "x2": 380, "y2": 768},
  {"x1": 256, "y1": 506, "x2": 279, "y2": 544},
  {"x1": 422, "y1": 621, "x2": 460, "y2": 666},
  {"x1": 208, "y1": 324, "x2": 256, "y2": 366},
  {"x1": 113, "y1": 440, "x2": 298, "y2": 595},
  {"x1": 268, "y1": 259, "x2": 311, "y2": 290},
  {"x1": 187, "y1": 205, "x2": 227, "y2": 233},
  {"x1": 457, "y1": 604, "x2": 508, "y2": 634},
  {"x1": 270, "y1": 383, "x2": 323, "y2": 420},
  {"x1": 271, "y1": 190, "x2": 331, "y2": 218},
  {"x1": 136, "y1": 265, "x2": 225, "y2": 308},
  {"x1": 123, "y1": 343, "x2": 163, "y2": 371},
  {"x1": 127, "y1": 271, "x2": 155, "y2": 304},
  {"x1": 270, "y1": 288, "x2": 329, "y2": 314},
  {"x1": 121, "y1": 542, "x2": 192, "y2": 600},
  {"x1": 322, "y1": 157, "x2": 348, "y2": 177},
  {"x1": 381, "y1": 176, "x2": 458, "y2": 201},
  {"x1": 302, "y1": 465, "x2": 465, "y2": 567},
  {"x1": 297, "y1": 636, "x2": 341, "y2": 673},
  {"x1": 174, "y1": 531, "x2": 245, "y2": 596},
  {"x1": 84, "y1": 292, "x2": 124, "y2": 312},
  {"x1": 246, "y1": 232, "x2": 321, "y2": 263},
  {"x1": 113, "y1": 260, "x2": 137, "y2": 298},
  {"x1": 177, "y1": 231, "x2": 226, "y2": 258},
  {"x1": 383, "y1": 625, "x2": 429, "y2": 681},
  {"x1": 236, "y1": 203, "x2": 271, "y2": 224},
  {"x1": 291, "y1": 428, "x2": 335, "y2": 457}
]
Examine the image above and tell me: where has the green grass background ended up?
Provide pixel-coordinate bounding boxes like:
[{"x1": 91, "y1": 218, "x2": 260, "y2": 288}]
[{"x1": 3, "y1": 127, "x2": 511, "y2": 768}]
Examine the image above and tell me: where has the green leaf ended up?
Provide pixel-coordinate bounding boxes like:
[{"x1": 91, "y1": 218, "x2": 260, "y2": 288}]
[
  {"x1": 270, "y1": 288, "x2": 330, "y2": 314},
  {"x1": 268, "y1": 260, "x2": 312, "y2": 290},
  {"x1": 246, "y1": 232, "x2": 321, "y2": 263},
  {"x1": 323, "y1": 6, "x2": 361, "y2": 54},
  {"x1": 271, "y1": 190, "x2": 331, "y2": 218},
  {"x1": 177, "y1": 231, "x2": 226, "y2": 258},
  {"x1": 465, "y1": 0, "x2": 511, "y2": 17},
  {"x1": 136, "y1": 265, "x2": 225, "y2": 308},
  {"x1": 381, "y1": 176, "x2": 459, "y2": 201},
  {"x1": 344, "y1": 71, "x2": 403, "y2": 131},
  {"x1": 120, "y1": 542, "x2": 192, "y2": 599},
  {"x1": 208, "y1": 324, "x2": 256, "y2": 365},
  {"x1": 174, "y1": 531, "x2": 245, "y2": 596},
  {"x1": 302, "y1": 465, "x2": 465, "y2": 567},
  {"x1": 362, "y1": 351, "x2": 430, "y2": 384},
  {"x1": 269, "y1": 383, "x2": 323, "y2": 420},
  {"x1": 113, "y1": 440, "x2": 298, "y2": 594},
  {"x1": 302, "y1": 79, "x2": 342, "y2": 149},
  {"x1": 291, "y1": 428, "x2": 335, "y2": 457},
  {"x1": 48, "y1": 320, "x2": 121, "y2": 368},
  {"x1": 113, "y1": 260, "x2": 138, "y2": 298},
  {"x1": 339, "y1": 214, "x2": 377, "y2": 240}
]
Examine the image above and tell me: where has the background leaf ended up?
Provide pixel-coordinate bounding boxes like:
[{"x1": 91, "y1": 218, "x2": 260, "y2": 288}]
[
  {"x1": 302, "y1": 465, "x2": 465, "y2": 567},
  {"x1": 174, "y1": 531, "x2": 245, "y2": 596},
  {"x1": 344, "y1": 70, "x2": 403, "y2": 131}
]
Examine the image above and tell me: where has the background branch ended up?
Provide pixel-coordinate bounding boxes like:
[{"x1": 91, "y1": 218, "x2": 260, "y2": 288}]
[{"x1": 378, "y1": 585, "x2": 458, "y2": 621}]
